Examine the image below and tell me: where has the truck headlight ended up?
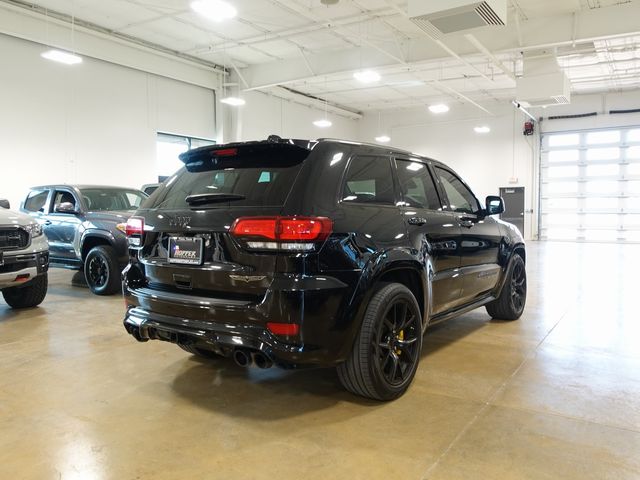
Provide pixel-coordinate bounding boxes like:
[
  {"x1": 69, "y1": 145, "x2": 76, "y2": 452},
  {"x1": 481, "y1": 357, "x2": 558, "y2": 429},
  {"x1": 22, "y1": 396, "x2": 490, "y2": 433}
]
[{"x1": 25, "y1": 223, "x2": 43, "y2": 238}]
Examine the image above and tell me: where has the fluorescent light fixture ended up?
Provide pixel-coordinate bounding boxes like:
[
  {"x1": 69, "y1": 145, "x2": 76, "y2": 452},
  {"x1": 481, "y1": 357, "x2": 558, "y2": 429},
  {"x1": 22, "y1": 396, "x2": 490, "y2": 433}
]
[
  {"x1": 313, "y1": 119, "x2": 332, "y2": 128},
  {"x1": 428, "y1": 104, "x2": 449, "y2": 114},
  {"x1": 375, "y1": 135, "x2": 391, "y2": 143},
  {"x1": 191, "y1": 0, "x2": 237, "y2": 22},
  {"x1": 353, "y1": 70, "x2": 381, "y2": 83},
  {"x1": 220, "y1": 96, "x2": 245, "y2": 106},
  {"x1": 41, "y1": 49, "x2": 82, "y2": 65},
  {"x1": 474, "y1": 125, "x2": 491, "y2": 134}
]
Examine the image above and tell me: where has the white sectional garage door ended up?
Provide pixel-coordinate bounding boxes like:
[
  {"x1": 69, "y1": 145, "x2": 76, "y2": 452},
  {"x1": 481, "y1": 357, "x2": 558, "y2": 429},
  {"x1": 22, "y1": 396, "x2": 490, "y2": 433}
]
[{"x1": 540, "y1": 126, "x2": 640, "y2": 243}]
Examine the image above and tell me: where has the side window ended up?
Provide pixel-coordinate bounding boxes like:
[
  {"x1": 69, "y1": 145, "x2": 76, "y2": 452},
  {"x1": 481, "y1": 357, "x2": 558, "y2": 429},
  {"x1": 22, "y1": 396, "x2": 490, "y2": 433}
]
[
  {"x1": 52, "y1": 190, "x2": 77, "y2": 212},
  {"x1": 396, "y1": 159, "x2": 442, "y2": 210},
  {"x1": 341, "y1": 156, "x2": 395, "y2": 205},
  {"x1": 24, "y1": 190, "x2": 49, "y2": 213},
  {"x1": 435, "y1": 167, "x2": 479, "y2": 214}
]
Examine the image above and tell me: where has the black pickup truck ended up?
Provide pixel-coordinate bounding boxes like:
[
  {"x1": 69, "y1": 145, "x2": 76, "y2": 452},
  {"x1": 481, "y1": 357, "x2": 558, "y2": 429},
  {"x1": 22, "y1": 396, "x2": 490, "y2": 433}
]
[{"x1": 21, "y1": 185, "x2": 147, "y2": 295}]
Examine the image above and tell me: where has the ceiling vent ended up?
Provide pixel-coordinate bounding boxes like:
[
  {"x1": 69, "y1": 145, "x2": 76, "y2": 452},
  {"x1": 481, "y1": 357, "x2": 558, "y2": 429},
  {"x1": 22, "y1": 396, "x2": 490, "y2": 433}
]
[
  {"x1": 408, "y1": 0, "x2": 507, "y2": 37},
  {"x1": 516, "y1": 55, "x2": 572, "y2": 108}
]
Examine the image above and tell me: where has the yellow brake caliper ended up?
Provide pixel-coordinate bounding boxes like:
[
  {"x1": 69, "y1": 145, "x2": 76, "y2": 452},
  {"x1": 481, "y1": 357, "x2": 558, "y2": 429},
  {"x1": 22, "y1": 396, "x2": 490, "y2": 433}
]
[{"x1": 395, "y1": 330, "x2": 404, "y2": 356}]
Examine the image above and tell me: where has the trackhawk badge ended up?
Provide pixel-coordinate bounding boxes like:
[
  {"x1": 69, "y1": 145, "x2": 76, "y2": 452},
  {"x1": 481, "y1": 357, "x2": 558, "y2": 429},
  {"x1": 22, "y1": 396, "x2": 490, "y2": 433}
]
[
  {"x1": 169, "y1": 216, "x2": 191, "y2": 228},
  {"x1": 229, "y1": 275, "x2": 267, "y2": 283}
]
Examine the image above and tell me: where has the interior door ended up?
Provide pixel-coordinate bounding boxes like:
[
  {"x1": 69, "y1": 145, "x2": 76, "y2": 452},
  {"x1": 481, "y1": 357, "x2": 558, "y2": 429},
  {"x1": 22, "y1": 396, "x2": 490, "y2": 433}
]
[
  {"x1": 434, "y1": 166, "x2": 502, "y2": 303},
  {"x1": 499, "y1": 187, "x2": 525, "y2": 236},
  {"x1": 394, "y1": 157, "x2": 462, "y2": 317}
]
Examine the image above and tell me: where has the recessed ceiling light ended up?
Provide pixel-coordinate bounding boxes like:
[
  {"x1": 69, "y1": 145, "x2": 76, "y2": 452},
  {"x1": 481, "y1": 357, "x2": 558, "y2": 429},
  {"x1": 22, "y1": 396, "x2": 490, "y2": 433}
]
[
  {"x1": 428, "y1": 104, "x2": 449, "y2": 114},
  {"x1": 220, "y1": 96, "x2": 245, "y2": 106},
  {"x1": 41, "y1": 49, "x2": 82, "y2": 65},
  {"x1": 375, "y1": 135, "x2": 391, "y2": 143},
  {"x1": 313, "y1": 119, "x2": 332, "y2": 128},
  {"x1": 191, "y1": 0, "x2": 237, "y2": 22},
  {"x1": 474, "y1": 125, "x2": 491, "y2": 133},
  {"x1": 353, "y1": 70, "x2": 381, "y2": 83}
]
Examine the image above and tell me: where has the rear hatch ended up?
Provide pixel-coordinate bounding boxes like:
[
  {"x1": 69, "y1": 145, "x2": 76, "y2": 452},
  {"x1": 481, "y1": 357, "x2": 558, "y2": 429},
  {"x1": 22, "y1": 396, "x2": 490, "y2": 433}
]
[{"x1": 131, "y1": 141, "x2": 314, "y2": 302}]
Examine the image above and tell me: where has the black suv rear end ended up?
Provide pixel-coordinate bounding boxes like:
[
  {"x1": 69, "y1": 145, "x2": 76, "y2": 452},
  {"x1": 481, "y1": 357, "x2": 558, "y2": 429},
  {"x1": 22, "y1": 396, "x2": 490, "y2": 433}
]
[{"x1": 123, "y1": 137, "x2": 526, "y2": 400}]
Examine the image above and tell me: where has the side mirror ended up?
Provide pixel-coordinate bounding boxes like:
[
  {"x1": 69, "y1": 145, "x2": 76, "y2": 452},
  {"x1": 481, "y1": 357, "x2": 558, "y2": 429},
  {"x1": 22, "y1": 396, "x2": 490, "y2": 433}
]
[
  {"x1": 55, "y1": 202, "x2": 78, "y2": 214},
  {"x1": 0, "y1": 198, "x2": 10, "y2": 209},
  {"x1": 485, "y1": 195, "x2": 505, "y2": 216}
]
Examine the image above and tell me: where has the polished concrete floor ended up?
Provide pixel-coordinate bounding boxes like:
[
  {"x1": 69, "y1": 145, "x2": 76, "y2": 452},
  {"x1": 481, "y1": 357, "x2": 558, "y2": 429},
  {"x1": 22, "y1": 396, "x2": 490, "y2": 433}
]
[{"x1": 1, "y1": 242, "x2": 639, "y2": 479}]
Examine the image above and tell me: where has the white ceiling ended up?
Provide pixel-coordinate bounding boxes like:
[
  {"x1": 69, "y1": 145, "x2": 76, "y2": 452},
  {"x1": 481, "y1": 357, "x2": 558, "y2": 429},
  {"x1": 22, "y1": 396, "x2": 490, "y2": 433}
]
[{"x1": 8, "y1": 0, "x2": 640, "y2": 114}]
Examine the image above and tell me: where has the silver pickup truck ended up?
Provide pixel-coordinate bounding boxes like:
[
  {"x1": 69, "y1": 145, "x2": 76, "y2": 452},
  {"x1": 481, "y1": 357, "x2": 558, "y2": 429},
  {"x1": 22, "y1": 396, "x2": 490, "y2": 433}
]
[{"x1": 0, "y1": 201, "x2": 49, "y2": 309}]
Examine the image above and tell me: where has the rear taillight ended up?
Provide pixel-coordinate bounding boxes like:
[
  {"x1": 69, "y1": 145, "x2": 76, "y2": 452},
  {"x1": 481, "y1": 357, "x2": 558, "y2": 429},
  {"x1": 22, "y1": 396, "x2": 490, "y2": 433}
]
[
  {"x1": 230, "y1": 216, "x2": 332, "y2": 251},
  {"x1": 126, "y1": 217, "x2": 144, "y2": 247}
]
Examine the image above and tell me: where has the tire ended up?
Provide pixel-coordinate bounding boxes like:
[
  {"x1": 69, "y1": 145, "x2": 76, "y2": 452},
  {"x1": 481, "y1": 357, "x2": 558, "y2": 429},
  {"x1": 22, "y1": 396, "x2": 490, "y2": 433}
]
[
  {"x1": 84, "y1": 245, "x2": 121, "y2": 295},
  {"x1": 337, "y1": 283, "x2": 423, "y2": 401},
  {"x1": 178, "y1": 343, "x2": 221, "y2": 359},
  {"x1": 2, "y1": 273, "x2": 48, "y2": 309},
  {"x1": 486, "y1": 254, "x2": 527, "y2": 321}
]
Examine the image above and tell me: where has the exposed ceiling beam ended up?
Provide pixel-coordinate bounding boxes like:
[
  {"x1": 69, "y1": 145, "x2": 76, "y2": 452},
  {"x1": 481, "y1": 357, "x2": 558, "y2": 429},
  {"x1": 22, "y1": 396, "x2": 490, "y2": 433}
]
[
  {"x1": 464, "y1": 34, "x2": 517, "y2": 82},
  {"x1": 239, "y1": 2, "x2": 640, "y2": 92}
]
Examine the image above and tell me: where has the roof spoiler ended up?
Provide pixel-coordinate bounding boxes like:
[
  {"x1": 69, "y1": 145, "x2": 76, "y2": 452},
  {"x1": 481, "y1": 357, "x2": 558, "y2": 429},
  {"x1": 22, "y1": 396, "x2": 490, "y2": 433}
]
[
  {"x1": 179, "y1": 136, "x2": 317, "y2": 171},
  {"x1": 179, "y1": 136, "x2": 317, "y2": 165}
]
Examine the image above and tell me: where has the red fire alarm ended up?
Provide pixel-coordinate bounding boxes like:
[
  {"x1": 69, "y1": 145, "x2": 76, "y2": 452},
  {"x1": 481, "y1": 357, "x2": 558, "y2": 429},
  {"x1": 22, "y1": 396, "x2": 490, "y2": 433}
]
[{"x1": 523, "y1": 121, "x2": 535, "y2": 136}]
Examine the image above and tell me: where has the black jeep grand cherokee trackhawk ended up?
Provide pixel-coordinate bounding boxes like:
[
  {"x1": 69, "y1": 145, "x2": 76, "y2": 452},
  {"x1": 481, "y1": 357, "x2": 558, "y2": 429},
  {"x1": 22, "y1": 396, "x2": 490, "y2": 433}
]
[{"x1": 123, "y1": 137, "x2": 526, "y2": 401}]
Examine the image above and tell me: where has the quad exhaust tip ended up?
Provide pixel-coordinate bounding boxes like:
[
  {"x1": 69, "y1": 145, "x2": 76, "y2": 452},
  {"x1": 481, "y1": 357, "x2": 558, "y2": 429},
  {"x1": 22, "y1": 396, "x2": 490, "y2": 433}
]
[{"x1": 232, "y1": 348, "x2": 273, "y2": 369}]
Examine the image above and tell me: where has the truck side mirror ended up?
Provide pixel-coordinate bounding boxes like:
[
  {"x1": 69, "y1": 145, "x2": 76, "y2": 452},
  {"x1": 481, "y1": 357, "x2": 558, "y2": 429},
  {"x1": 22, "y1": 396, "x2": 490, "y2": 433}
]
[
  {"x1": 0, "y1": 199, "x2": 10, "y2": 209},
  {"x1": 55, "y1": 202, "x2": 78, "y2": 214},
  {"x1": 485, "y1": 196, "x2": 505, "y2": 216}
]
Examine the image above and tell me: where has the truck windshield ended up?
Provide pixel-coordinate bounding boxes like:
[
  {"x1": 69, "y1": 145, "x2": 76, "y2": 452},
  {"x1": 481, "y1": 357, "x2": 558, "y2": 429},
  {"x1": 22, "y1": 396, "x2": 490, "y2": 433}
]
[{"x1": 80, "y1": 188, "x2": 147, "y2": 212}]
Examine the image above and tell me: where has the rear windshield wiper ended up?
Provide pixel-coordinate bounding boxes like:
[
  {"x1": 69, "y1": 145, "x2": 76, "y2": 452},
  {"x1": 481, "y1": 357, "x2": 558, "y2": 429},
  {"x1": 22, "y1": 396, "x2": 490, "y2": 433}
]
[{"x1": 185, "y1": 193, "x2": 246, "y2": 205}]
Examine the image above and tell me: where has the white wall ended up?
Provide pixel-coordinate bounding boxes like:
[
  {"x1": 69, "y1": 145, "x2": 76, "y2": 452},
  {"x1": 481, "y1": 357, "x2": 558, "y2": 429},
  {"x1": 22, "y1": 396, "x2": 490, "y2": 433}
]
[
  {"x1": 357, "y1": 104, "x2": 539, "y2": 240},
  {"x1": 227, "y1": 91, "x2": 359, "y2": 142},
  {"x1": 0, "y1": 33, "x2": 217, "y2": 209}
]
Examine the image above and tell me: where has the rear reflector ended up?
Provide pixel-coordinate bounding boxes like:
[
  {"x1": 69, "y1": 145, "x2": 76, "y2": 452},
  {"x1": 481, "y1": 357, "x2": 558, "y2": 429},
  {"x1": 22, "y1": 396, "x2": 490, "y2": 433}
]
[
  {"x1": 267, "y1": 322, "x2": 300, "y2": 336},
  {"x1": 15, "y1": 274, "x2": 30, "y2": 282},
  {"x1": 231, "y1": 217, "x2": 332, "y2": 242}
]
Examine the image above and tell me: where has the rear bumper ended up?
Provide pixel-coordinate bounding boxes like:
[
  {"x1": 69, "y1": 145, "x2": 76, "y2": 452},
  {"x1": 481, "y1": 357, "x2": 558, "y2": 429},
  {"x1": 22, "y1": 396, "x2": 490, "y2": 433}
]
[
  {"x1": 0, "y1": 250, "x2": 49, "y2": 288},
  {"x1": 122, "y1": 273, "x2": 358, "y2": 367}
]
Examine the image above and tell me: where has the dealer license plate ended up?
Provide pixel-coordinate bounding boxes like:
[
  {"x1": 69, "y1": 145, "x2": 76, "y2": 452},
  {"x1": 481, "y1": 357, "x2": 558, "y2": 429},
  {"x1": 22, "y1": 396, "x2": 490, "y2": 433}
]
[{"x1": 168, "y1": 237, "x2": 203, "y2": 265}]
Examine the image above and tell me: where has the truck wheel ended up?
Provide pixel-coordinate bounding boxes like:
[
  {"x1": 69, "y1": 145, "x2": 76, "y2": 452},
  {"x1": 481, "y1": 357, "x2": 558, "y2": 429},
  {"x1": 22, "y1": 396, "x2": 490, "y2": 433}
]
[
  {"x1": 178, "y1": 344, "x2": 222, "y2": 359},
  {"x1": 84, "y1": 245, "x2": 121, "y2": 295},
  {"x1": 486, "y1": 254, "x2": 527, "y2": 321},
  {"x1": 2, "y1": 273, "x2": 48, "y2": 309},
  {"x1": 337, "y1": 283, "x2": 423, "y2": 401}
]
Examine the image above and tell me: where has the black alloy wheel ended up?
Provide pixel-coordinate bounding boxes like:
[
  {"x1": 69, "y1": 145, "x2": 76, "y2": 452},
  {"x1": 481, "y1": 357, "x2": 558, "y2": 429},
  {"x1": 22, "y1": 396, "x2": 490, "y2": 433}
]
[
  {"x1": 374, "y1": 299, "x2": 421, "y2": 387},
  {"x1": 84, "y1": 245, "x2": 121, "y2": 295},
  {"x1": 510, "y1": 259, "x2": 527, "y2": 314},
  {"x1": 485, "y1": 254, "x2": 527, "y2": 320},
  {"x1": 338, "y1": 283, "x2": 423, "y2": 401}
]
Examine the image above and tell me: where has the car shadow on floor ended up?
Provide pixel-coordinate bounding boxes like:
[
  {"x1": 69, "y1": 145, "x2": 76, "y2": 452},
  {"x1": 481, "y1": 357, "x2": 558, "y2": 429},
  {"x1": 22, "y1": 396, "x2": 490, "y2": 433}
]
[{"x1": 169, "y1": 313, "x2": 490, "y2": 419}]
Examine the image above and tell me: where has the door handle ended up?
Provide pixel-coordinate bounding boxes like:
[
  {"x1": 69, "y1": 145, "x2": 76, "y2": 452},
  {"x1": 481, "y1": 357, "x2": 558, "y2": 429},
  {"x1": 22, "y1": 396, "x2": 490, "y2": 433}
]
[
  {"x1": 407, "y1": 217, "x2": 427, "y2": 226},
  {"x1": 459, "y1": 218, "x2": 474, "y2": 228},
  {"x1": 43, "y1": 220, "x2": 52, "y2": 226}
]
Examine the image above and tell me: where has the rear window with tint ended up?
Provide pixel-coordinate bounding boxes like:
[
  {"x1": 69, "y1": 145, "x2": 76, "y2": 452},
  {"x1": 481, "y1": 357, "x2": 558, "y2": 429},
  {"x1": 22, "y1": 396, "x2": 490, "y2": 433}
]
[{"x1": 152, "y1": 163, "x2": 304, "y2": 209}]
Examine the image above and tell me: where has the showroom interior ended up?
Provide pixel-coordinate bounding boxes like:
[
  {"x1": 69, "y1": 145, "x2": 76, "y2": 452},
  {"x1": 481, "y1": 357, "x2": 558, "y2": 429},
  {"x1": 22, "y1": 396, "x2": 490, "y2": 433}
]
[{"x1": 1, "y1": 0, "x2": 639, "y2": 478}]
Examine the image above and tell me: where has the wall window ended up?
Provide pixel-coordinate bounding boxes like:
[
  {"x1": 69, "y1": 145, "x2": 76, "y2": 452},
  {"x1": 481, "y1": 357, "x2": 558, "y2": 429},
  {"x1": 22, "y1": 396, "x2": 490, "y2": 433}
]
[{"x1": 156, "y1": 133, "x2": 215, "y2": 180}]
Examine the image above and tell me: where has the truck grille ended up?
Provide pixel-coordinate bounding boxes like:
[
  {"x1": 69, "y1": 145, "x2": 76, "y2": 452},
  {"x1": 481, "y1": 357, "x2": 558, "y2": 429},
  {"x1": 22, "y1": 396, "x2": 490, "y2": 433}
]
[{"x1": 0, "y1": 228, "x2": 29, "y2": 251}]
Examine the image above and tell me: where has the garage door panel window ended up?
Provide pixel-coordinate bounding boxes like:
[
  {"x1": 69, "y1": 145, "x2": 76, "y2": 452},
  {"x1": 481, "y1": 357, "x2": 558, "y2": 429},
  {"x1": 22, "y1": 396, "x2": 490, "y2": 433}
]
[
  {"x1": 628, "y1": 129, "x2": 640, "y2": 143},
  {"x1": 587, "y1": 130, "x2": 620, "y2": 145},
  {"x1": 541, "y1": 125, "x2": 640, "y2": 243},
  {"x1": 587, "y1": 147, "x2": 620, "y2": 162},
  {"x1": 548, "y1": 134, "x2": 579, "y2": 147}
]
